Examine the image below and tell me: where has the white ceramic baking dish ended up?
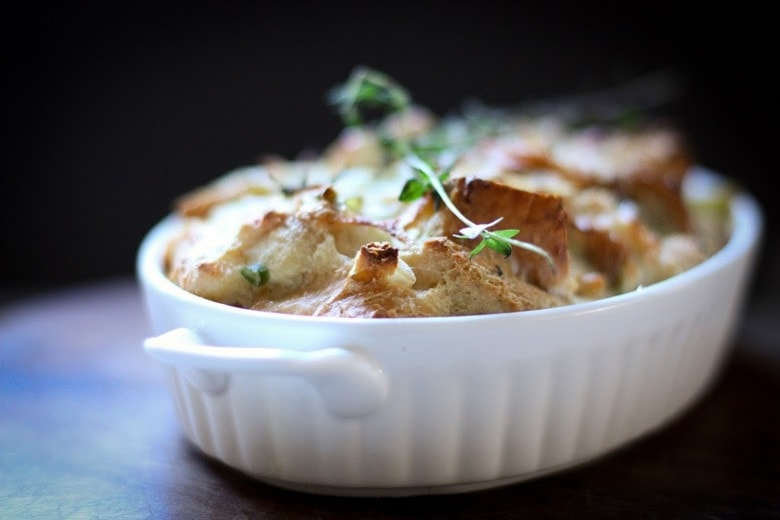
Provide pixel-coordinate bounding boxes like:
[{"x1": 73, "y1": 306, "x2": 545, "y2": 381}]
[{"x1": 137, "y1": 166, "x2": 763, "y2": 497}]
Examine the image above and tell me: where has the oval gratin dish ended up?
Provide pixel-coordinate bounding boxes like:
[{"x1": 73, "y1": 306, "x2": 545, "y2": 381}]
[{"x1": 137, "y1": 166, "x2": 763, "y2": 497}]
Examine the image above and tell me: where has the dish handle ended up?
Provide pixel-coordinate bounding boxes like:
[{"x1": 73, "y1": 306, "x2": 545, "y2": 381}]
[{"x1": 143, "y1": 327, "x2": 388, "y2": 419}]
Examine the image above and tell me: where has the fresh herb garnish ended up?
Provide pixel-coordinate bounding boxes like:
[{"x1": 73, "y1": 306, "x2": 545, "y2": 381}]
[
  {"x1": 329, "y1": 66, "x2": 555, "y2": 268},
  {"x1": 327, "y1": 66, "x2": 410, "y2": 127},
  {"x1": 240, "y1": 262, "x2": 270, "y2": 287},
  {"x1": 403, "y1": 152, "x2": 553, "y2": 263},
  {"x1": 398, "y1": 153, "x2": 454, "y2": 210}
]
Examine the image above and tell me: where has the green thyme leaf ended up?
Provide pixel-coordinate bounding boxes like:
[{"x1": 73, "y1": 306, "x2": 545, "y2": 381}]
[
  {"x1": 240, "y1": 263, "x2": 270, "y2": 287},
  {"x1": 469, "y1": 239, "x2": 489, "y2": 258},
  {"x1": 399, "y1": 178, "x2": 428, "y2": 202},
  {"x1": 487, "y1": 229, "x2": 521, "y2": 256},
  {"x1": 328, "y1": 66, "x2": 410, "y2": 127},
  {"x1": 484, "y1": 236, "x2": 513, "y2": 257}
]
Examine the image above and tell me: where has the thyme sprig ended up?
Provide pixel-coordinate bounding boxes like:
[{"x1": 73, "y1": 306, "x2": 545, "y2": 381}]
[
  {"x1": 403, "y1": 153, "x2": 554, "y2": 264},
  {"x1": 329, "y1": 66, "x2": 554, "y2": 268},
  {"x1": 327, "y1": 66, "x2": 410, "y2": 128}
]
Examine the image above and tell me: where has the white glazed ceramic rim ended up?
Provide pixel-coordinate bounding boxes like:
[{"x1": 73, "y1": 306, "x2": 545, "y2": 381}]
[{"x1": 137, "y1": 166, "x2": 764, "y2": 328}]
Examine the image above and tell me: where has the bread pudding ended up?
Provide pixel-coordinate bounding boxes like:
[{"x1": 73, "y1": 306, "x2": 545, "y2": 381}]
[{"x1": 162, "y1": 68, "x2": 732, "y2": 317}]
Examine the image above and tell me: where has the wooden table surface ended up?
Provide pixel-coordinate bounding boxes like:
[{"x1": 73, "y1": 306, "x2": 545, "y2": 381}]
[{"x1": 1, "y1": 279, "x2": 778, "y2": 519}]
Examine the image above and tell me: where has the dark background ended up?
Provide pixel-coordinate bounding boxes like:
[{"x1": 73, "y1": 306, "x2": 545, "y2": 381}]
[{"x1": 2, "y1": 2, "x2": 776, "y2": 306}]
